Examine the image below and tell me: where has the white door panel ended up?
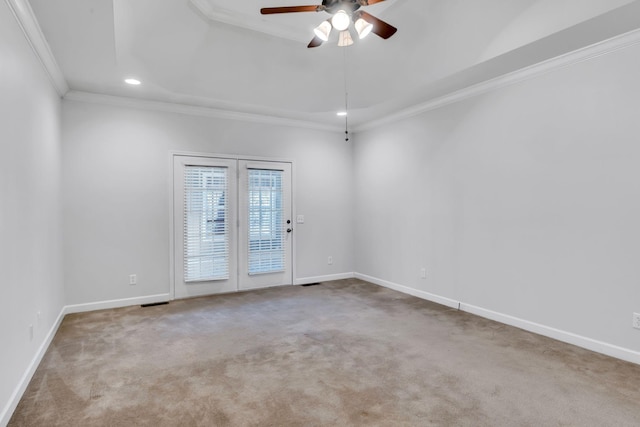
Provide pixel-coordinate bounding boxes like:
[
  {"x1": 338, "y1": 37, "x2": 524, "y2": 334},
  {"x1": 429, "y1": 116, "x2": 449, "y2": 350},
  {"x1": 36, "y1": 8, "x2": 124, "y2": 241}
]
[
  {"x1": 174, "y1": 156, "x2": 238, "y2": 298},
  {"x1": 238, "y1": 161, "x2": 293, "y2": 290}
]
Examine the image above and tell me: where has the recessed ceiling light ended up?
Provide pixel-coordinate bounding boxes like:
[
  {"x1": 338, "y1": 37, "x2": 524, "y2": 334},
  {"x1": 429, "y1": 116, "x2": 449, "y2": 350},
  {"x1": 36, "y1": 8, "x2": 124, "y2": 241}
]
[
  {"x1": 125, "y1": 78, "x2": 141, "y2": 85},
  {"x1": 337, "y1": 111, "x2": 347, "y2": 117}
]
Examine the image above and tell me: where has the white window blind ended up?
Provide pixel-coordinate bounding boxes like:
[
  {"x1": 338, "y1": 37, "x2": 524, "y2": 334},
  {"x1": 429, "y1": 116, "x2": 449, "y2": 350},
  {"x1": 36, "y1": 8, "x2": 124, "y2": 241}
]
[
  {"x1": 247, "y1": 169, "x2": 285, "y2": 275},
  {"x1": 184, "y1": 166, "x2": 229, "y2": 282}
]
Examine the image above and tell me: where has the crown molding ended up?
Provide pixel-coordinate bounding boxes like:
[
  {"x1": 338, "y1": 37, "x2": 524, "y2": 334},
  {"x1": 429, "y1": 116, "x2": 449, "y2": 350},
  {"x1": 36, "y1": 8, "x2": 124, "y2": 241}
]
[
  {"x1": 355, "y1": 27, "x2": 640, "y2": 132},
  {"x1": 189, "y1": 0, "x2": 307, "y2": 43},
  {"x1": 5, "y1": 0, "x2": 69, "y2": 97},
  {"x1": 64, "y1": 91, "x2": 341, "y2": 132}
]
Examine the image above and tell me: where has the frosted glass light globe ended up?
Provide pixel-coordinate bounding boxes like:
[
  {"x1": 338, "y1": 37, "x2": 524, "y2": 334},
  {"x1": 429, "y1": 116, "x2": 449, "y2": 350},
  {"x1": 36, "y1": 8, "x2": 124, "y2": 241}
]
[
  {"x1": 355, "y1": 18, "x2": 373, "y2": 39},
  {"x1": 331, "y1": 10, "x2": 350, "y2": 31},
  {"x1": 314, "y1": 20, "x2": 332, "y2": 41}
]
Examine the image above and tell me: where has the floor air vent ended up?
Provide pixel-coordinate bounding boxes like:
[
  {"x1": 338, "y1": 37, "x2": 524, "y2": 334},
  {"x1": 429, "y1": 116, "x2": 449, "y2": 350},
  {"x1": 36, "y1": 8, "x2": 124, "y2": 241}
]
[{"x1": 141, "y1": 301, "x2": 169, "y2": 308}]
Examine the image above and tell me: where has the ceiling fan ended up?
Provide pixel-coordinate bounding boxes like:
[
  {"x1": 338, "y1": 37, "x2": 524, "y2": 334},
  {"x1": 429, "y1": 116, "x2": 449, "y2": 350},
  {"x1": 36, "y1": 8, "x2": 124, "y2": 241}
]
[{"x1": 260, "y1": 0, "x2": 398, "y2": 48}]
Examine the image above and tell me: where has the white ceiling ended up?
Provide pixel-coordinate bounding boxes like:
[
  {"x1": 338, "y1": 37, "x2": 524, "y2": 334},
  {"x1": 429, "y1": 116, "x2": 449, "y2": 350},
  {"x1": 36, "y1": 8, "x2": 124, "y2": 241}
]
[{"x1": 28, "y1": 0, "x2": 640, "y2": 128}]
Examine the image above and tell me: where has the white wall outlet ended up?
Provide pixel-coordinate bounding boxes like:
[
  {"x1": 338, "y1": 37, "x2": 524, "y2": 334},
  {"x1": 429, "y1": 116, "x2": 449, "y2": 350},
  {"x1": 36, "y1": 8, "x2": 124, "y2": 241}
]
[
  {"x1": 633, "y1": 313, "x2": 640, "y2": 330},
  {"x1": 420, "y1": 268, "x2": 427, "y2": 279},
  {"x1": 129, "y1": 274, "x2": 137, "y2": 285},
  {"x1": 327, "y1": 256, "x2": 333, "y2": 265},
  {"x1": 296, "y1": 215, "x2": 305, "y2": 224}
]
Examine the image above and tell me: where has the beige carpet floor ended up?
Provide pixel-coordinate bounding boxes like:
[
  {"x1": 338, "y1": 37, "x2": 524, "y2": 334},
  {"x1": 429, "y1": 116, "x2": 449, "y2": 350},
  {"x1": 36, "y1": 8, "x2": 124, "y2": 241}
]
[{"x1": 9, "y1": 279, "x2": 640, "y2": 426}]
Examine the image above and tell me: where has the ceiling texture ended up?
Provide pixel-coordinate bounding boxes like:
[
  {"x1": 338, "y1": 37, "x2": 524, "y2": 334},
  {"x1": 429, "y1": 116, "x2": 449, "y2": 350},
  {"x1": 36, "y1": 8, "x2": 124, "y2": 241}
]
[{"x1": 27, "y1": 0, "x2": 640, "y2": 129}]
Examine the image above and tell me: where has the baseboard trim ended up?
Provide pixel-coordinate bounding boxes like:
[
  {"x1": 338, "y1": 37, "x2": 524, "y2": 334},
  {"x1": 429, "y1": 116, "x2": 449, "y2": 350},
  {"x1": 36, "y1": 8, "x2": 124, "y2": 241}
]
[
  {"x1": 295, "y1": 272, "x2": 355, "y2": 286},
  {"x1": 64, "y1": 293, "x2": 172, "y2": 315},
  {"x1": 460, "y1": 303, "x2": 640, "y2": 365},
  {"x1": 355, "y1": 273, "x2": 459, "y2": 309},
  {"x1": 1, "y1": 306, "x2": 66, "y2": 427},
  {"x1": 356, "y1": 273, "x2": 640, "y2": 366}
]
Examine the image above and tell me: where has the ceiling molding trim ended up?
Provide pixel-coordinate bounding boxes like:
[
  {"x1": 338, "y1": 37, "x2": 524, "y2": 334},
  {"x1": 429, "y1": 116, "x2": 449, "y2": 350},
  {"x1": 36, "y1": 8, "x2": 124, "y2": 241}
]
[
  {"x1": 189, "y1": 0, "x2": 306, "y2": 43},
  {"x1": 63, "y1": 91, "x2": 341, "y2": 132},
  {"x1": 355, "y1": 27, "x2": 640, "y2": 133},
  {"x1": 5, "y1": 0, "x2": 69, "y2": 97}
]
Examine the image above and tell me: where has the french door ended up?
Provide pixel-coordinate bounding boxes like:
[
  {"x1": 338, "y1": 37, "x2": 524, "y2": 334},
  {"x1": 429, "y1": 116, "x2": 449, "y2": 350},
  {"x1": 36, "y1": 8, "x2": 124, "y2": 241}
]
[
  {"x1": 173, "y1": 156, "x2": 292, "y2": 299},
  {"x1": 238, "y1": 161, "x2": 293, "y2": 290}
]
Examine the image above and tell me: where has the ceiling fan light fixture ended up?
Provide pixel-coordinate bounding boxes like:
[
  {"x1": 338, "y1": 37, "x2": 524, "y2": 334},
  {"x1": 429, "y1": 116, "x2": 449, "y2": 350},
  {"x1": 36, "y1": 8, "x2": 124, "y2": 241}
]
[
  {"x1": 337, "y1": 30, "x2": 354, "y2": 47},
  {"x1": 314, "y1": 20, "x2": 332, "y2": 41},
  {"x1": 331, "y1": 10, "x2": 350, "y2": 31},
  {"x1": 355, "y1": 17, "x2": 373, "y2": 39}
]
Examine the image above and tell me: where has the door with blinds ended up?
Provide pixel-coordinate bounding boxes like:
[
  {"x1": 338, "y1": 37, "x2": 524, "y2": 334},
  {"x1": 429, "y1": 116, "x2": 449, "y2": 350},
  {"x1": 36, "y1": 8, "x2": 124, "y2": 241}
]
[
  {"x1": 173, "y1": 156, "x2": 292, "y2": 299},
  {"x1": 174, "y1": 156, "x2": 238, "y2": 298},
  {"x1": 238, "y1": 161, "x2": 292, "y2": 290}
]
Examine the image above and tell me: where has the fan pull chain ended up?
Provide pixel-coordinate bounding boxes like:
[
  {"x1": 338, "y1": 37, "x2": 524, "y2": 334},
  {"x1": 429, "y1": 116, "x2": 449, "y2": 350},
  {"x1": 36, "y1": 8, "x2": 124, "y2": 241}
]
[
  {"x1": 343, "y1": 47, "x2": 349, "y2": 142},
  {"x1": 344, "y1": 91, "x2": 349, "y2": 142}
]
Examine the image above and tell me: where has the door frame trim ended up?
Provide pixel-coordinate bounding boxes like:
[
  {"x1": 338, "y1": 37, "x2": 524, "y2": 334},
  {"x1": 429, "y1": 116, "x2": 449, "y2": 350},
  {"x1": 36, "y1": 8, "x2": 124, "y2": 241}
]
[{"x1": 168, "y1": 151, "x2": 296, "y2": 300}]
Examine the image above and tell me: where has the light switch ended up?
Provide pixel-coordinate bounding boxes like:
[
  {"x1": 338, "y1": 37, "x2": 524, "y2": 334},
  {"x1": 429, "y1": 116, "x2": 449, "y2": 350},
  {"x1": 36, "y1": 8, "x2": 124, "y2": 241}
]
[{"x1": 296, "y1": 215, "x2": 305, "y2": 224}]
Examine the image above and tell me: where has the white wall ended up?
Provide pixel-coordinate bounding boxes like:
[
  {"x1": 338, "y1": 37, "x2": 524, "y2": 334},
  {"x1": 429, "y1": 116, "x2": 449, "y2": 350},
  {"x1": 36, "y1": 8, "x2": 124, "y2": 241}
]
[
  {"x1": 354, "y1": 41, "x2": 640, "y2": 355},
  {"x1": 0, "y1": 1, "x2": 64, "y2": 423},
  {"x1": 61, "y1": 101, "x2": 354, "y2": 305}
]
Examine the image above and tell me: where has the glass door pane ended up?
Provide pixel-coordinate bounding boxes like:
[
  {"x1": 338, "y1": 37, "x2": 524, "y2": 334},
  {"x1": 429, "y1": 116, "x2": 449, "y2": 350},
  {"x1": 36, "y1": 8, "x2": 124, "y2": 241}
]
[
  {"x1": 184, "y1": 166, "x2": 229, "y2": 281},
  {"x1": 248, "y1": 169, "x2": 284, "y2": 275}
]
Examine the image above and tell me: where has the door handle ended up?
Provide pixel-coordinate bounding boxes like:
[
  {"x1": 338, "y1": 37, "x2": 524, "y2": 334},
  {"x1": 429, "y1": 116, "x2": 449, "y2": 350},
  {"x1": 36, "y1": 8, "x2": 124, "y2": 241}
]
[{"x1": 287, "y1": 228, "x2": 292, "y2": 233}]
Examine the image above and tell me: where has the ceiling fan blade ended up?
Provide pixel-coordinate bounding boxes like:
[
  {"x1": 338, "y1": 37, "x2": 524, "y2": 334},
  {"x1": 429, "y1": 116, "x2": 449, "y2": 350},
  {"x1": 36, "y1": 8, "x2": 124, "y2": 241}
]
[
  {"x1": 359, "y1": 11, "x2": 397, "y2": 39},
  {"x1": 307, "y1": 36, "x2": 324, "y2": 48},
  {"x1": 260, "y1": 6, "x2": 322, "y2": 14},
  {"x1": 358, "y1": 0, "x2": 387, "y2": 5}
]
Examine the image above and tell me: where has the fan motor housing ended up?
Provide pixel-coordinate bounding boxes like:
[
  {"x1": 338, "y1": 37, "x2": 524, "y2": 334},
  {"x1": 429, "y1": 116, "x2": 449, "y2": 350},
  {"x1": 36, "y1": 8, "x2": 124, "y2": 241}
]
[{"x1": 323, "y1": 0, "x2": 361, "y2": 14}]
